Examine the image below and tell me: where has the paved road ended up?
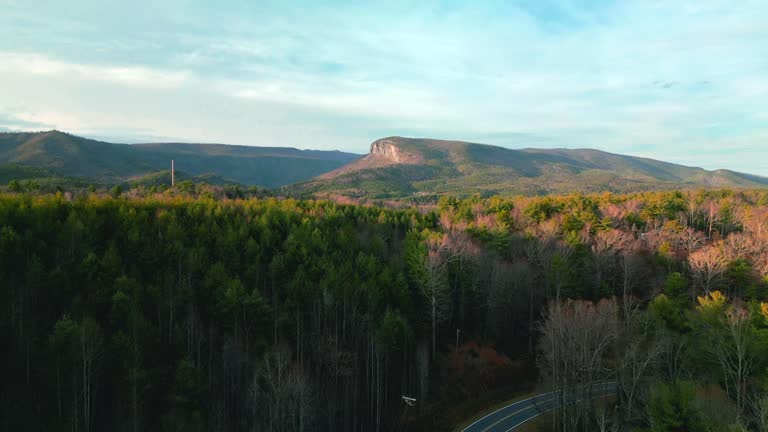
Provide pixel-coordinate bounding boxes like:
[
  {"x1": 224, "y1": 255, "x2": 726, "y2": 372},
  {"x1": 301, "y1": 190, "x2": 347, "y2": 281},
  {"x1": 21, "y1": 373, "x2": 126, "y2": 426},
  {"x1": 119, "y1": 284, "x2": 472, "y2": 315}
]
[{"x1": 461, "y1": 383, "x2": 616, "y2": 432}]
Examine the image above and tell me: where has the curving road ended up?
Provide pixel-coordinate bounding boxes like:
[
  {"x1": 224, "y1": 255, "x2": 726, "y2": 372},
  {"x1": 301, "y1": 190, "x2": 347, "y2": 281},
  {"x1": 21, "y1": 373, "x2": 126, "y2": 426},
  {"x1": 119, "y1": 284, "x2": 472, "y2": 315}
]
[{"x1": 461, "y1": 383, "x2": 616, "y2": 432}]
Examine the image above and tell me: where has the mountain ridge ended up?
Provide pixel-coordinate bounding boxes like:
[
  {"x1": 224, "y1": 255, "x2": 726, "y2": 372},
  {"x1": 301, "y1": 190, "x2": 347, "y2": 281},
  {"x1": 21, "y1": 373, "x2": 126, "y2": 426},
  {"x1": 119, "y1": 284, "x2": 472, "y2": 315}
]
[
  {"x1": 298, "y1": 136, "x2": 768, "y2": 199},
  {"x1": 0, "y1": 130, "x2": 361, "y2": 187},
  {"x1": 2, "y1": 131, "x2": 766, "y2": 197}
]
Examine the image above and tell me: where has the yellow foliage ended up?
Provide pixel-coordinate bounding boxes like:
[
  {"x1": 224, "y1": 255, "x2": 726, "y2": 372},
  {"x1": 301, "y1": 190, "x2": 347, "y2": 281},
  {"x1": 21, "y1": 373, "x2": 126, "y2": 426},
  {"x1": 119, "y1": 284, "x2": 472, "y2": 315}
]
[
  {"x1": 760, "y1": 302, "x2": 768, "y2": 321},
  {"x1": 658, "y1": 241, "x2": 672, "y2": 256},
  {"x1": 663, "y1": 220, "x2": 684, "y2": 233},
  {"x1": 697, "y1": 290, "x2": 727, "y2": 310}
]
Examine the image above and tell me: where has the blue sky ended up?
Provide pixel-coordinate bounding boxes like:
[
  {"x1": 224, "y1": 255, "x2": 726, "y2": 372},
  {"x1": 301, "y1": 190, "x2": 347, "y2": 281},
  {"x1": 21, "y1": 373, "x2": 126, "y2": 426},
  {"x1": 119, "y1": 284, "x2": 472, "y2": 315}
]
[{"x1": 1, "y1": 0, "x2": 766, "y2": 175}]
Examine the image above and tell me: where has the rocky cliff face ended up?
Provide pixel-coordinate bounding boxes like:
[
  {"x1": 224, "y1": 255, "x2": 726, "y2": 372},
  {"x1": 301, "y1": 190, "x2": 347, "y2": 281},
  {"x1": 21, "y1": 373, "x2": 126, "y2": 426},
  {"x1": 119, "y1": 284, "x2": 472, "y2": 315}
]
[
  {"x1": 316, "y1": 137, "x2": 422, "y2": 179},
  {"x1": 366, "y1": 137, "x2": 422, "y2": 164},
  {"x1": 368, "y1": 138, "x2": 407, "y2": 162}
]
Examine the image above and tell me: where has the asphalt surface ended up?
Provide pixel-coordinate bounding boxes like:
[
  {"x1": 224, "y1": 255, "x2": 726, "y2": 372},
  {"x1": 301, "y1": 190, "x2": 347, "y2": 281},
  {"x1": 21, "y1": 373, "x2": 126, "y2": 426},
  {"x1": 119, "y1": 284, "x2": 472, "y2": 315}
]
[{"x1": 461, "y1": 383, "x2": 616, "y2": 432}]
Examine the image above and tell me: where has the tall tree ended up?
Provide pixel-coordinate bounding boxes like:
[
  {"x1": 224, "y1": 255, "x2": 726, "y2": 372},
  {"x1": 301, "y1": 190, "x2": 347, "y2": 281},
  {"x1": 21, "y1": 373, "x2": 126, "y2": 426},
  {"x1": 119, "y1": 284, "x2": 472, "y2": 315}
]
[
  {"x1": 689, "y1": 246, "x2": 727, "y2": 296},
  {"x1": 538, "y1": 299, "x2": 620, "y2": 432}
]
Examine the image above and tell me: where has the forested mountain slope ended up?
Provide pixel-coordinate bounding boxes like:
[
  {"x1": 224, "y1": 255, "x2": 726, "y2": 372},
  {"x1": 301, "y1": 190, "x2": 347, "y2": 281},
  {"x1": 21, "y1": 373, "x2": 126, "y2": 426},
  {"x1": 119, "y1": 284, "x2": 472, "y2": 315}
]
[
  {"x1": 296, "y1": 137, "x2": 768, "y2": 199},
  {"x1": 3, "y1": 189, "x2": 768, "y2": 431},
  {"x1": 0, "y1": 130, "x2": 360, "y2": 187}
]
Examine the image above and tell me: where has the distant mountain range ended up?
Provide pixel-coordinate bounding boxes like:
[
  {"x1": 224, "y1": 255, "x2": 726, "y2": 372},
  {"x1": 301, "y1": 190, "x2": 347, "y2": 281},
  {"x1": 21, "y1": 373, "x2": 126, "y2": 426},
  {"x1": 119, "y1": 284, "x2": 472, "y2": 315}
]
[
  {"x1": 1, "y1": 131, "x2": 766, "y2": 197},
  {"x1": 293, "y1": 137, "x2": 768, "y2": 199},
  {"x1": 0, "y1": 130, "x2": 360, "y2": 187}
]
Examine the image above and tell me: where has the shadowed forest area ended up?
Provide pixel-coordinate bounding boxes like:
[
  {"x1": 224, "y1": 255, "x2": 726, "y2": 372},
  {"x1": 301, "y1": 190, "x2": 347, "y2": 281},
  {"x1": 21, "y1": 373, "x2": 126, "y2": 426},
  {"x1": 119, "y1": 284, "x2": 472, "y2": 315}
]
[{"x1": 2, "y1": 188, "x2": 768, "y2": 431}]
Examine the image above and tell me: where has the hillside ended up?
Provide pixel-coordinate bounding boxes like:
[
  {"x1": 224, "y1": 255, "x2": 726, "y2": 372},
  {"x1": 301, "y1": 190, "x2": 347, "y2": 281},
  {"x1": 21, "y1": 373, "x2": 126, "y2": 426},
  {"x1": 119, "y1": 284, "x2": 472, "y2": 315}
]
[
  {"x1": 4, "y1": 191, "x2": 768, "y2": 431},
  {"x1": 0, "y1": 130, "x2": 360, "y2": 187},
  {"x1": 296, "y1": 137, "x2": 768, "y2": 199},
  {"x1": 4, "y1": 132, "x2": 766, "y2": 197}
]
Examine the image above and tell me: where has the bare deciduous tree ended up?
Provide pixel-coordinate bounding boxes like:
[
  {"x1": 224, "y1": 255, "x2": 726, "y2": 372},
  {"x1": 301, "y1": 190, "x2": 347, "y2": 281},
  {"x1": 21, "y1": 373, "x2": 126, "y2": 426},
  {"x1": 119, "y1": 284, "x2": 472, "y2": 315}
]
[
  {"x1": 253, "y1": 345, "x2": 314, "y2": 432},
  {"x1": 703, "y1": 200, "x2": 721, "y2": 238},
  {"x1": 538, "y1": 299, "x2": 620, "y2": 432},
  {"x1": 743, "y1": 208, "x2": 768, "y2": 240},
  {"x1": 591, "y1": 230, "x2": 633, "y2": 295},
  {"x1": 679, "y1": 227, "x2": 706, "y2": 254},
  {"x1": 751, "y1": 394, "x2": 768, "y2": 432},
  {"x1": 641, "y1": 228, "x2": 675, "y2": 256},
  {"x1": 723, "y1": 232, "x2": 756, "y2": 261},
  {"x1": 689, "y1": 246, "x2": 727, "y2": 296},
  {"x1": 441, "y1": 228, "x2": 479, "y2": 326},
  {"x1": 486, "y1": 259, "x2": 533, "y2": 343},
  {"x1": 709, "y1": 305, "x2": 755, "y2": 422},
  {"x1": 423, "y1": 241, "x2": 450, "y2": 357},
  {"x1": 619, "y1": 248, "x2": 645, "y2": 322},
  {"x1": 618, "y1": 319, "x2": 663, "y2": 423}
]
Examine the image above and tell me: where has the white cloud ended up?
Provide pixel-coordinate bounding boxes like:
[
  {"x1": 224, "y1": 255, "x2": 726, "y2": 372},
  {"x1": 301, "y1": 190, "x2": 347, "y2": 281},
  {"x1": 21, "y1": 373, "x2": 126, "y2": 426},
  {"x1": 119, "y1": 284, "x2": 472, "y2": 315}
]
[
  {"x1": 0, "y1": 1, "x2": 766, "y2": 174},
  {"x1": 0, "y1": 52, "x2": 191, "y2": 89}
]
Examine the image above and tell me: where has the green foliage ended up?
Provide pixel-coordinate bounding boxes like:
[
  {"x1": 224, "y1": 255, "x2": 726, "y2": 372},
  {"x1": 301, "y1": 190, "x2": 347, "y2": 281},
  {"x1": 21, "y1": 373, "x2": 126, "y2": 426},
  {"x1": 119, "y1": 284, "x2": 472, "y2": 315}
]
[
  {"x1": 3, "y1": 188, "x2": 768, "y2": 431},
  {"x1": 403, "y1": 230, "x2": 428, "y2": 287},
  {"x1": 110, "y1": 184, "x2": 123, "y2": 198},
  {"x1": 49, "y1": 314, "x2": 79, "y2": 357},
  {"x1": 376, "y1": 309, "x2": 411, "y2": 352},
  {"x1": 177, "y1": 179, "x2": 196, "y2": 193},
  {"x1": 643, "y1": 191, "x2": 688, "y2": 221},
  {"x1": 7, "y1": 179, "x2": 21, "y2": 192},
  {"x1": 650, "y1": 294, "x2": 686, "y2": 331},
  {"x1": 727, "y1": 259, "x2": 753, "y2": 295},
  {"x1": 525, "y1": 197, "x2": 561, "y2": 222},
  {"x1": 648, "y1": 381, "x2": 708, "y2": 432},
  {"x1": 173, "y1": 357, "x2": 201, "y2": 405},
  {"x1": 437, "y1": 195, "x2": 461, "y2": 214},
  {"x1": 0, "y1": 193, "x2": 435, "y2": 431},
  {"x1": 665, "y1": 272, "x2": 689, "y2": 307},
  {"x1": 624, "y1": 211, "x2": 646, "y2": 230}
]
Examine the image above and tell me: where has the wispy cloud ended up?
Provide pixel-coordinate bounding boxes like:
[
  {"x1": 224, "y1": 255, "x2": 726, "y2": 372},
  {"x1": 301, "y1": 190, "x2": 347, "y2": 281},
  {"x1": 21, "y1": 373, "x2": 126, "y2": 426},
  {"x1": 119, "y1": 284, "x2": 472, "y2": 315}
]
[
  {"x1": 0, "y1": 110, "x2": 54, "y2": 131},
  {"x1": 0, "y1": 52, "x2": 191, "y2": 89},
  {"x1": 0, "y1": 0, "x2": 766, "y2": 174}
]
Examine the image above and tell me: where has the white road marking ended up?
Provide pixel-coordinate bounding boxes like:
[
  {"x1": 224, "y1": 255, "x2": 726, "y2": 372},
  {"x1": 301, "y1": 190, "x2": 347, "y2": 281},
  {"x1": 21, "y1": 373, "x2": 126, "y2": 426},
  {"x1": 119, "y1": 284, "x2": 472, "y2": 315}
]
[
  {"x1": 461, "y1": 391, "x2": 558, "y2": 432},
  {"x1": 462, "y1": 382, "x2": 617, "y2": 432},
  {"x1": 480, "y1": 396, "x2": 556, "y2": 432}
]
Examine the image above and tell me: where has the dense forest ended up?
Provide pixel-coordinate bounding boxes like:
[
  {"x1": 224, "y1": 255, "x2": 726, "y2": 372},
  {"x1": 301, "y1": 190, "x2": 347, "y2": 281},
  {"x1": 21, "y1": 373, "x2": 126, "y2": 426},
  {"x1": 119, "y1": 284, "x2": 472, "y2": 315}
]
[{"x1": 2, "y1": 187, "x2": 768, "y2": 431}]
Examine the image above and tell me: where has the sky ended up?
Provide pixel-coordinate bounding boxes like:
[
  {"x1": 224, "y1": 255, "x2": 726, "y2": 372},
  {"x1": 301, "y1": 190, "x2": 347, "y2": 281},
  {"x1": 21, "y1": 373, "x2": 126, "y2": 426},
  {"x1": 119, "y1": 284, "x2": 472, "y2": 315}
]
[{"x1": 0, "y1": 0, "x2": 766, "y2": 175}]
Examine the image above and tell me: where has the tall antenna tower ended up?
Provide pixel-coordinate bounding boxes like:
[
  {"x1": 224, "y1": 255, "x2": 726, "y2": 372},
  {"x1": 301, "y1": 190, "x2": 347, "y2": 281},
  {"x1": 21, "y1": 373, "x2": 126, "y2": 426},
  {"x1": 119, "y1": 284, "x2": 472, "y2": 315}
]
[{"x1": 171, "y1": 159, "x2": 175, "y2": 187}]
